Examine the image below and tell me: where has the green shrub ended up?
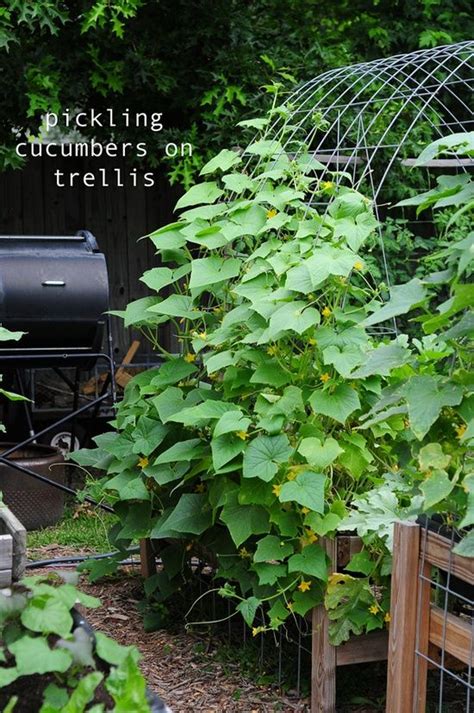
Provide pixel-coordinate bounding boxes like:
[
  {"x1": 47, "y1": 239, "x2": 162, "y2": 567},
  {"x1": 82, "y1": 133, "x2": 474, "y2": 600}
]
[{"x1": 75, "y1": 122, "x2": 473, "y2": 643}]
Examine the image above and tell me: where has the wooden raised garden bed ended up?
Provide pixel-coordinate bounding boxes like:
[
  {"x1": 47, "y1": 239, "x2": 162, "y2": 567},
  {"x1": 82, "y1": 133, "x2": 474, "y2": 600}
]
[
  {"x1": 0, "y1": 503, "x2": 27, "y2": 586},
  {"x1": 387, "y1": 521, "x2": 474, "y2": 713}
]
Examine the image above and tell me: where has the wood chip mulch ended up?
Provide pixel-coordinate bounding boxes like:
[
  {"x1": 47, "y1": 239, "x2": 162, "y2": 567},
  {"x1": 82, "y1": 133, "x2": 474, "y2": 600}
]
[{"x1": 29, "y1": 547, "x2": 309, "y2": 713}]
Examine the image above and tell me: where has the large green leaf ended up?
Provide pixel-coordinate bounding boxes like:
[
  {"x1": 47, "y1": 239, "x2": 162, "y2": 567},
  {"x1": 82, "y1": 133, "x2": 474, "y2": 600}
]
[
  {"x1": 175, "y1": 181, "x2": 224, "y2": 210},
  {"x1": 118, "y1": 296, "x2": 163, "y2": 327},
  {"x1": 150, "y1": 358, "x2": 197, "y2": 387},
  {"x1": 9, "y1": 636, "x2": 72, "y2": 677},
  {"x1": 131, "y1": 417, "x2": 168, "y2": 456},
  {"x1": 253, "y1": 535, "x2": 293, "y2": 562},
  {"x1": 322, "y1": 344, "x2": 364, "y2": 377},
  {"x1": 245, "y1": 138, "x2": 284, "y2": 157},
  {"x1": 268, "y1": 302, "x2": 320, "y2": 338},
  {"x1": 453, "y1": 530, "x2": 474, "y2": 557},
  {"x1": 103, "y1": 472, "x2": 150, "y2": 501},
  {"x1": 213, "y1": 410, "x2": 251, "y2": 438},
  {"x1": 309, "y1": 384, "x2": 361, "y2": 423},
  {"x1": 243, "y1": 434, "x2": 293, "y2": 481},
  {"x1": 363, "y1": 279, "x2": 427, "y2": 327},
  {"x1": 200, "y1": 149, "x2": 241, "y2": 175},
  {"x1": 249, "y1": 361, "x2": 290, "y2": 388},
  {"x1": 222, "y1": 172, "x2": 255, "y2": 194},
  {"x1": 420, "y1": 470, "x2": 454, "y2": 509},
  {"x1": 154, "y1": 439, "x2": 206, "y2": 464},
  {"x1": 298, "y1": 437, "x2": 343, "y2": 469},
  {"x1": 158, "y1": 494, "x2": 212, "y2": 535},
  {"x1": 139, "y1": 267, "x2": 174, "y2": 292},
  {"x1": 211, "y1": 433, "x2": 246, "y2": 470},
  {"x1": 418, "y1": 443, "x2": 451, "y2": 472},
  {"x1": 350, "y1": 342, "x2": 410, "y2": 378},
  {"x1": 403, "y1": 375, "x2": 463, "y2": 440},
  {"x1": 332, "y1": 212, "x2": 378, "y2": 252},
  {"x1": 148, "y1": 222, "x2": 187, "y2": 250},
  {"x1": 236, "y1": 596, "x2": 261, "y2": 627},
  {"x1": 190, "y1": 256, "x2": 241, "y2": 292},
  {"x1": 288, "y1": 544, "x2": 327, "y2": 580},
  {"x1": 168, "y1": 400, "x2": 238, "y2": 426},
  {"x1": 147, "y1": 294, "x2": 203, "y2": 320},
  {"x1": 21, "y1": 595, "x2": 73, "y2": 638},
  {"x1": 253, "y1": 563, "x2": 287, "y2": 586},
  {"x1": 412, "y1": 132, "x2": 474, "y2": 167},
  {"x1": 238, "y1": 478, "x2": 273, "y2": 506},
  {"x1": 279, "y1": 471, "x2": 325, "y2": 512},
  {"x1": 286, "y1": 245, "x2": 356, "y2": 293},
  {"x1": 220, "y1": 494, "x2": 270, "y2": 547},
  {"x1": 96, "y1": 632, "x2": 140, "y2": 666},
  {"x1": 204, "y1": 350, "x2": 235, "y2": 374}
]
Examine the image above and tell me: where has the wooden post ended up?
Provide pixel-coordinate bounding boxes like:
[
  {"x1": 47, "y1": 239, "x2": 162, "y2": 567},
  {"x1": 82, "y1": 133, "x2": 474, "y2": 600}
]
[
  {"x1": 386, "y1": 522, "x2": 421, "y2": 713},
  {"x1": 311, "y1": 538, "x2": 337, "y2": 713},
  {"x1": 0, "y1": 505, "x2": 26, "y2": 582},
  {"x1": 139, "y1": 538, "x2": 156, "y2": 578},
  {"x1": 413, "y1": 555, "x2": 431, "y2": 713}
]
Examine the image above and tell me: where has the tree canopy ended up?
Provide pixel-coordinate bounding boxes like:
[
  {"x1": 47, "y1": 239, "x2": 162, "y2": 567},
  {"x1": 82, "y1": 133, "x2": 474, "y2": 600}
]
[{"x1": 1, "y1": 0, "x2": 472, "y2": 183}]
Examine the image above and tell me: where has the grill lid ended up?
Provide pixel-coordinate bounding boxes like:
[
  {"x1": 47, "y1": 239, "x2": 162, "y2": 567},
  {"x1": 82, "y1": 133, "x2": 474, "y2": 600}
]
[{"x1": 0, "y1": 230, "x2": 109, "y2": 366}]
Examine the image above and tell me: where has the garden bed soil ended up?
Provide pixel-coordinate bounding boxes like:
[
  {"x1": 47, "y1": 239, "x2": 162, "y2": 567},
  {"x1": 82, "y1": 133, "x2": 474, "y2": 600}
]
[{"x1": 0, "y1": 672, "x2": 113, "y2": 712}]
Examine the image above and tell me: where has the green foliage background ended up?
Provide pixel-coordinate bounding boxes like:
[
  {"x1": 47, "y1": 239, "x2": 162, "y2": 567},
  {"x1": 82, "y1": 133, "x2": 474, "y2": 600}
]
[{"x1": 0, "y1": 0, "x2": 473, "y2": 180}]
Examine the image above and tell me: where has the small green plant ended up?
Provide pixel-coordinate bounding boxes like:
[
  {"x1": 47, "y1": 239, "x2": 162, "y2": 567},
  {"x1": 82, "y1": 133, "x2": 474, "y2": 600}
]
[{"x1": 0, "y1": 572, "x2": 152, "y2": 712}]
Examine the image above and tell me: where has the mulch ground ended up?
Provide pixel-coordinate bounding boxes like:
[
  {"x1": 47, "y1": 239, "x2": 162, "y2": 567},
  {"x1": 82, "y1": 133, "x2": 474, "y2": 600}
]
[
  {"x1": 29, "y1": 546, "x2": 468, "y2": 712},
  {"x1": 29, "y1": 545, "x2": 309, "y2": 713}
]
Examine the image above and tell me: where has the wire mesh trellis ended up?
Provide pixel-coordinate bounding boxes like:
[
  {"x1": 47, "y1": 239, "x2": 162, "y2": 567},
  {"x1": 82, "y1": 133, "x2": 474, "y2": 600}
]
[
  {"x1": 266, "y1": 41, "x2": 473, "y2": 198},
  {"x1": 243, "y1": 40, "x2": 474, "y2": 338},
  {"x1": 415, "y1": 519, "x2": 473, "y2": 713},
  {"x1": 387, "y1": 521, "x2": 473, "y2": 713}
]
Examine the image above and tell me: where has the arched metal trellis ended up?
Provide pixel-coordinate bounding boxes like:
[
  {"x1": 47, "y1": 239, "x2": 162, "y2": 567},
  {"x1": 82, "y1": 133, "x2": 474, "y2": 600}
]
[
  {"x1": 246, "y1": 41, "x2": 473, "y2": 333},
  {"x1": 269, "y1": 41, "x2": 474, "y2": 199}
]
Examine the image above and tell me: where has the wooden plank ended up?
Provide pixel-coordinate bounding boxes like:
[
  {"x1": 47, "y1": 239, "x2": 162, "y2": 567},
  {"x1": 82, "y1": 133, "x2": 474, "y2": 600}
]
[
  {"x1": 140, "y1": 538, "x2": 156, "y2": 579},
  {"x1": 311, "y1": 538, "x2": 337, "y2": 713},
  {"x1": 115, "y1": 339, "x2": 141, "y2": 388},
  {"x1": 402, "y1": 158, "x2": 474, "y2": 167},
  {"x1": 0, "y1": 506, "x2": 26, "y2": 580},
  {"x1": 0, "y1": 534, "x2": 13, "y2": 569},
  {"x1": 336, "y1": 629, "x2": 388, "y2": 666},
  {"x1": 2, "y1": 167, "x2": 23, "y2": 234},
  {"x1": 22, "y1": 159, "x2": 45, "y2": 233},
  {"x1": 429, "y1": 605, "x2": 474, "y2": 667},
  {"x1": 423, "y1": 530, "x2": 474, "y2": 586},
  {"x1": 414, "y1": 558, "x2": 432, "y2": 713},
  {"x1": 0, "y1": 569, "x2": 12, "y2": 587},
  {"x1": 105, "y1": 158, "x2": 130, "y2": 358},
  {"x1": 336, "y1": 535, "x2": 362, "y2": 569},
  {"x1": 386, "y1": 522, "x2": 420, "y2": 713},
  {"x1": 42, "y1": 157, "x2": 66, "y2": 234}
]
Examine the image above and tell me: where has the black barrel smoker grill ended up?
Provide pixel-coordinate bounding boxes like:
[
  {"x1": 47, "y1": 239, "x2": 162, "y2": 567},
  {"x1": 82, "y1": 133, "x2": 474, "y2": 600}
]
[{"x1": 0, "y1": 231, "x2": 115, "y2": 527}]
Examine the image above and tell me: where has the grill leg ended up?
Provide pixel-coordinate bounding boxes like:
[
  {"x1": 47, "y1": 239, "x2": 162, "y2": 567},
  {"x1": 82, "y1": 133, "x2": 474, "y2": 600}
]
[{"x1": 15, "y1": 370, "x2": 35, "y2": 440}]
